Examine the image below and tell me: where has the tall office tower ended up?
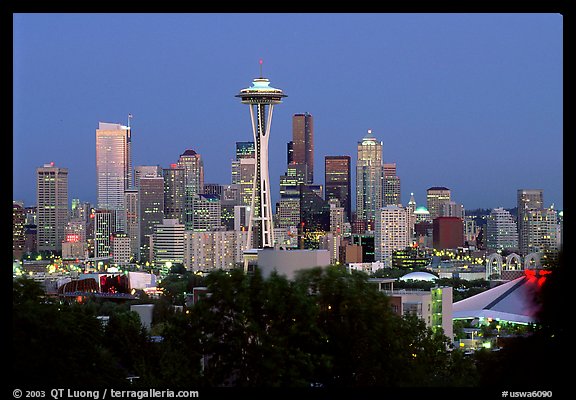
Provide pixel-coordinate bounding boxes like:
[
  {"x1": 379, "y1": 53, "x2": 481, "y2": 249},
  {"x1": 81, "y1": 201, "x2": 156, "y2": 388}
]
[
  {"x1": 178, "y1": 149, "x2": 205, "y2": 230},
  {"x1": 521, "y1": 207, "x2": 558, "y2": 256},
  {"x1": 328, "y1": 198, "x2": 345, "y2": 234},
  {"x1": 163, "y1": 165, "x2": 186, "y2": 223},
  {"x1": 112, "y1": 232, "x2": 131, "y2": 266},
  {"x1": 325, "y1": 155, "x2": 352, "y2": 223},
  {"x1": 299, "y1": 184, "x2": 330, "y2": 249},
  {"x1": 96, "y1": 122, "x2": 132, "y2": 232},
  {"x1": 124, "y1": 189, "x2": 140, "y2": 260},
  {"x1": 486, "y1": 207, "x2": 519, "y2": 251},
  {"x1": 134, "y1": 165, "x2": 162, "y2": 187},
  {"x1": 153, "y1": 219, "x2": 185, "y2": 266},
  {"x1": 383, "y1": 163, "x2": 401, "y2": 206},
  {"x1": 356, "y1": 130, "x2": 383, "y2": 230},
  {"x1": 426, "y1": 187, "x2": 451, "y2": 220},
  {"x1": 406, "y1": 193, "x2": 417, "y2": 242},
  {"x1": 36, "y1": 162, "x2": 68, "y2": 252},
  {"x1": 276, "y1": 197, "x2": 301, "y2": 228},
  {"x1": 374, "y1": 205, "x2": 409, "y2": 268},
  {"x1": 139, "y1": 176, "x2": 164, "y2": 262},
  {"x1": 221, "y1": 184, "x2": 241, "y2": 230},
  {"x1": 517, "y1": 189, "x2": 544, "y2": 255},
  {"x1": 236, "y1": 72, "x2": 286, "y2": 249},
  {"x1": 192, "y1": 194, "x2": 222, "y2": 231},
  {"x1": 292, "y1": 112, "x2": 314, "y2": 184},
  {"x1": 287, "y1": 141, "x2": 294, "y2": 164},
  {"x1": 13, "y1": 202, "x2": 26, "y2": 259},
  {"x1": 94, "y1": 209, "x2": 115, "y2": 258}
]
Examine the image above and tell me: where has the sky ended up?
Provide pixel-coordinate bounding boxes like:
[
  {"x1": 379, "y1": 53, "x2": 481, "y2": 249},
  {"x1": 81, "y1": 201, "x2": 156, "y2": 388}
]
[{"x1": 13, "y1": 13, "x2": 563, "y2": 211}]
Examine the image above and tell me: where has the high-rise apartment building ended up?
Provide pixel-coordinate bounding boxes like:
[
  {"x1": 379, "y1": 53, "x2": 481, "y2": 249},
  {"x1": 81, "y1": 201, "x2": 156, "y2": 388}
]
[
  {"x1": 383, "y1": 163, "x2": 401, "y2": 206},
  {"x1": 96, "y1": 122, "x2": 132, "y2": 232},
  {"x1": 521, "y1": 207, "x2": 558, "y2": 256},
  {"x1": 112, "y1": 232, "x2": 131, "y2": 266},
  {"x1": 374, "y1": 205, "x2": 409, "y2": 268},
  {"x1": 486, "y1": 207, "x2": 519, "y2": 251},
  {"x1": 325, "y1": 155, "x2": 351, "y2": 223},
  {"x1": 292, "y1": 113, "x2": 314, "y2": 184},
  {"x1": 426, "y1": 187, "x2": 451, "y2": 220},
  {"x1": 356, "y1": 130, "x2": 383, "y2": 229},
  {"x1": 36, "y1": 162, "x2": 68, "y2": 252}
]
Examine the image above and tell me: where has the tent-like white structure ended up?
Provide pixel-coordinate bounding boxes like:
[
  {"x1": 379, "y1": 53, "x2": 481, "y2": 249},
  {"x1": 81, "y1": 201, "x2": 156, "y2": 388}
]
[{"x1": 452, "y1": 272, "x2": 546, "y2": 324}]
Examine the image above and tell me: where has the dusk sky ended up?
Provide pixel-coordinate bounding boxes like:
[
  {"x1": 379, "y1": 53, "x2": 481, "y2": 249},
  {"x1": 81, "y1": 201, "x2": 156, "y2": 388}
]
[{"x1": 13, "y1": 13, "x2": 563, "y2": 211}]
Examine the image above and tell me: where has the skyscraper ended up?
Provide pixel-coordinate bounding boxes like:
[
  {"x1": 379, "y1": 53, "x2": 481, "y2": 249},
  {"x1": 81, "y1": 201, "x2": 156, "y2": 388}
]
[
  {"x1": 231, "y1": 141, "x2": 256, "y2": 207},
  {"x1": 13, "y1": 202, "x2": 26, "y2": 259},
  {"x1": 383, "y1": 162, "x2": 401, "y2": 206},
  {"x1": 236, "y1": 71, "x2": 286, "y2": 249},
  {"x1": 96, "y1": 122, "x2": 132, "y2": 232},
  {"x1": 139, "y1": 176, "x2": 164, "y2": 262},
  {"x1": 356, "y1": 130, "x2": 383, "y2": 230},
  {"x1": 163, "y1": 164, "x2": 186, "y2": 223},
  {"x1": 94, "y1": 209, "x2": 115, "y2": 258},
  {"x1": 124, "y1": 188, "x2": 140, "y2": 260},
  {"x1": 517, "y1": 189, "x2": 544, "y2": 255},
  {"x1": 292, "y1": 112, "x2": 314, "y2": 184},
  {"x1": 178, "y1": 149, "x2": 204, "y2": 230},
  {"x1": 426, "y1": 187, "x2": 451, "y2": 220},
  {"x1": 36, "y1": 162, "x2": 68, "y2": 252},
  {"x1": 325, "y1": 155, "x2": 351, "y2": 223}
]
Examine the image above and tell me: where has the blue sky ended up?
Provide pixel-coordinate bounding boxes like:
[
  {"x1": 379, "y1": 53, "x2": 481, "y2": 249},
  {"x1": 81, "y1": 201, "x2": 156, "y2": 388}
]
[{"x1": 13, "y1": 13, "x2": 563, "y2": 210}]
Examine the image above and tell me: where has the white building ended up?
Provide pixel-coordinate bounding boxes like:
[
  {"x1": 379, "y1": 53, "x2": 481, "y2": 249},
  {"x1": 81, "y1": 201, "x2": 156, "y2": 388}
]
[
  {"x1": 329, "y1": 198, "x2": 345, "y2": 234},
  {"x1": 374, "y1": 205, "x2": 409, "y2": 268},
  {"x1": 112, "y1": 232, "x2": 132, "y2": 266},
  {"x1": 184, "y1": 230, "x2": 248, "y2": 271},
  {"x1": 153, "y1": 219, "x2": 185, "y2": 266},
  {"x1": 486, "y1": 207, "x2": 518, "y2": 251}
]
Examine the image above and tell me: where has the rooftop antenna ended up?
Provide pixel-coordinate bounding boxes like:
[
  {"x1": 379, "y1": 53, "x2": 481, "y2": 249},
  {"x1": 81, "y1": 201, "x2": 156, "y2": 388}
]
[
  {"x1": 128, "y1": 113, "x2": 133, "y2": 128},
  {"x1": 259, "y1": 59, "x2": 263, "y2": 78}
]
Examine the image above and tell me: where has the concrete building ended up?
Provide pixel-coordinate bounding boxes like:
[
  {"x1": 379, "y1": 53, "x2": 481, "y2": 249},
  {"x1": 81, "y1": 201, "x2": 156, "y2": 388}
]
[
  {"x1": 257, "y1": 249, "x2": 331, "y2": 280},
  {"x1": 517, "y1": 189, "x2": 544, "y2": 255},
  {"x1": 36, "y1": 162, "x2": 68, "y2": 252},
  {"x1": 94, "y1": 209, "x2": 115, "y2": 258},
  {"x1": 153, "y1": 219, "x2": 185, "y2": 266},
  {"x1": 192, "y1": 194, "x2": 222, "y2": 231},
  {"x1": 163, "y1": 165, "x2": 186, "y2": 224},
  {"x1": 184, "y1": 230, "x2": 248, "y2": 271},
  {"x1": 486, "y1": 207, "x2": 519, "y2": 251},
  {"x1": 374, "y1": 205, "x2": 409, "y2": 268},
  {"x1": 383, "y1": 162, "x2": 401, "y2": 206},
  {"x1": 426, "y1": 187, "x2": 451, "y2": 221},
  {"x1": 134, "y1": 165, "x2": 161, "y2": 187},
  {"x1": 433, "y1": 217, "x2": 464, "y2": 250},
  {"x1": 329, "y1": 198, "x2": 345, "y2": 235},
  {"x1": 124, "y1": 189, "x2": 140, "y2": 260},
  {"x1": 112, "y1": 232, "x2": 132, "y2": 266},
  {"x1": 521, "y1": 207, "x2": 559, "y2": 257}
]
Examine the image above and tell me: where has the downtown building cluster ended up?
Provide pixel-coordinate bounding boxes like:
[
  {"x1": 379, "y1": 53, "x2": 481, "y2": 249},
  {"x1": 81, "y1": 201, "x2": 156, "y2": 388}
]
[{"x1": 13, "y1": 88, "x2": 563, "y2": 276}]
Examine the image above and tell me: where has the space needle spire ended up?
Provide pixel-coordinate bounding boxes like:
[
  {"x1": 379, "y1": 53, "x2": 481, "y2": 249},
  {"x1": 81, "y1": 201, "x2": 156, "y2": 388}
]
[{"x1": 236, "y1": 65, "x2": 287, "y2": 250}]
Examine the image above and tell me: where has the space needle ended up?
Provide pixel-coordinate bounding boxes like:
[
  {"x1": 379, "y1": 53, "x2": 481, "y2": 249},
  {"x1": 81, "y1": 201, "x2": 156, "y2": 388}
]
[{"x1": 236, "y1": 61, "x2": 286, "y2": 249}]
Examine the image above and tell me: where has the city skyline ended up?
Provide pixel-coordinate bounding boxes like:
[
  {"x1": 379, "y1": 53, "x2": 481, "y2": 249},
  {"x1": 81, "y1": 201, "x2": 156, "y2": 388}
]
[{"x1": 13, "y1": 13, "x2": 563, "y2": 211}]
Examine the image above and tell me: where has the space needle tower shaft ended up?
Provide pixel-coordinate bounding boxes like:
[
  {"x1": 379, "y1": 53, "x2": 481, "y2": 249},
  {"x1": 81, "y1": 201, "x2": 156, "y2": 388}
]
[{"x1": 236, "y1": 62, "x2": 287, "y2": 249}]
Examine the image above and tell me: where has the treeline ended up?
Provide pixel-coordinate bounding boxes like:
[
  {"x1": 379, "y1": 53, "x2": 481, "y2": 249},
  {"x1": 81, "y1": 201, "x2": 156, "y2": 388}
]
[{"x1": 13, "y1": 259, "x2": 567, "y2": 389}]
